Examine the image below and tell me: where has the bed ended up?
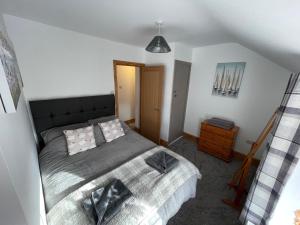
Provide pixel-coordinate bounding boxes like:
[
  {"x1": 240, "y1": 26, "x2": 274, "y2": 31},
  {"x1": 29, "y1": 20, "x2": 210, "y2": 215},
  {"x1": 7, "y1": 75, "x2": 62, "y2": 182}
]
[{"x1": 30, "y1": 94, "x2": 201, "y2": 225}]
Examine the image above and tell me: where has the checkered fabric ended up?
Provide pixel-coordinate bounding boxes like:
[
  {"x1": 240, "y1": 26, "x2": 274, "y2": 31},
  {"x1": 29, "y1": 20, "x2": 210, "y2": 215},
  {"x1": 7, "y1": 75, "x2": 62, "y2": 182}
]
[
  {"x1": 47, "y1": 146, "x2": 201, "y2": 225},
  {"x1": 240, "y1": 73, "x2": 300, "y2": 225}
]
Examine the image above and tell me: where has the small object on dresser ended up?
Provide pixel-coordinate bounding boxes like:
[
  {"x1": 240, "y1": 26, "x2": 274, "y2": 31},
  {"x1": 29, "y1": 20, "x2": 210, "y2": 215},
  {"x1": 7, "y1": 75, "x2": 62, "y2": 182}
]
[
  {"x1": 198, "y1": 121, "x2": 239, "y2": 162},
  {"x1": 206, "y1": 117, "x2": 235, "y2": 130}
]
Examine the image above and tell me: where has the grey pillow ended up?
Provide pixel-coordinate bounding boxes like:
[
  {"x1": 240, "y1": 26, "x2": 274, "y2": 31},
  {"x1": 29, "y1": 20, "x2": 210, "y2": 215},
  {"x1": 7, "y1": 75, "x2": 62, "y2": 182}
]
[
  {"x1": 88, "y1": 115, "x2": 116, "y2": 125},
  {"x1": 41, "y1": 122, "x2": 89, "y2": 144},
  {"x1": 120, "y1": 121, "x2": 130, "y2": 133},
  {"x1": 88, "y1": 116, "x2": 130, "y2": 146},
  {"x1": 92, "y1": 124, "x2": 106, "y2": 146}
]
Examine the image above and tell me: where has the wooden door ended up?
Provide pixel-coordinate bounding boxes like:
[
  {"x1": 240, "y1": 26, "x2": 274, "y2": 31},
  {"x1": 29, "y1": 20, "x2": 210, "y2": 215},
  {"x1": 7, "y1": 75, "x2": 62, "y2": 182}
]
[
  {"x1": 169, "y1": 60, "x2": 191, "y2": 143},
  {"x1": 140, "y1": 66, "x2": 164, "y2": 144}
]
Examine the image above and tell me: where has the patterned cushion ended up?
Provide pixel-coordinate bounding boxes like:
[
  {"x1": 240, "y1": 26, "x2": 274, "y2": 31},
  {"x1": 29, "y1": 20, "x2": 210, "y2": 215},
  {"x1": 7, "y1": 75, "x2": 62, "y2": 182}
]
[
  {"x1": 88, "y1": 116, "x2": 131, "y2": 146},
  {"x1": 63, "y1": 126, "x2": 96, "y2": 155},
  {"x1": 99, "y1": 119, "x2": 125, "y2": 142}
]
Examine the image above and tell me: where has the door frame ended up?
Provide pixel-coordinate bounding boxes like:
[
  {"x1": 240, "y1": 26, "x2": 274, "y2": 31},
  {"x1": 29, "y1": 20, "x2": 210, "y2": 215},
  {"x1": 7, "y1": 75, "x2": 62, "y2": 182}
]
[{"x1": 113, "y1": 60, "x2": 145, "y2": 117}]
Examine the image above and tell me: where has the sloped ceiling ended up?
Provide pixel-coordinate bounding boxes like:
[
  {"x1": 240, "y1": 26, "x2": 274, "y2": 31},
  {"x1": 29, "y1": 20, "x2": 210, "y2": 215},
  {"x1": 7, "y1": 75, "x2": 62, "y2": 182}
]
[{"x1": 0, "y1": 0, "x2": 298, "y2": 71}]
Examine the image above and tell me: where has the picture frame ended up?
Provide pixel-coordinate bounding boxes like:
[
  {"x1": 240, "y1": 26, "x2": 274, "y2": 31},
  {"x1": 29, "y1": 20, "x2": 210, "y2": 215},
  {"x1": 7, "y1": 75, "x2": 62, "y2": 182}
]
[
  {"x1": 212, "y1": 62, "x2": 246, "y2": 98},
  {"x1": 0, "y1": 31, "x2": 22, "y2": 113}
]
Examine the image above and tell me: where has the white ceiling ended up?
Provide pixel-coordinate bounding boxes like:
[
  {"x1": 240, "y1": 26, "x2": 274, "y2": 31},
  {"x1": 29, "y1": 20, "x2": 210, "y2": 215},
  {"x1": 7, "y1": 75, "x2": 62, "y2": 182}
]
[{"x1": 0, "y1": 0, "x2": 299, "y2": 72}]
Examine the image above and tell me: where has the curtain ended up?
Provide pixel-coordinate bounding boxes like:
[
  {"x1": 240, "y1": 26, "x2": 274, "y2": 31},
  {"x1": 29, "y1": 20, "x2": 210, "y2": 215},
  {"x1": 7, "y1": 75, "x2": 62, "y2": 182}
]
[{"x1": 240, "y1": 73, "x2": 300, "y2": 225}]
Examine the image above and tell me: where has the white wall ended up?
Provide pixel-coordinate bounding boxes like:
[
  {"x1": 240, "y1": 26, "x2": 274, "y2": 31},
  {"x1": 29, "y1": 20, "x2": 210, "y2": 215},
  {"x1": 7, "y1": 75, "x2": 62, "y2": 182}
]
[
  {"x1": 0, "y1": 14, "x2": 46, "y2": 225},
  {"x1": 116, "y1": 65, "x2": 136, "y2": 121},
  {"x1": 0, "y1": 95, "x2": 47, "y2": 225},
  {"x1": 185, "y1": 43, "x2": 290, "y2": 158},
  {"x1": 0, "y1": 15, "x2": 5, "y2": 114},
  {"x1": 0, "y1": 148, "x2": 28, "y2": 225},
  {"x1": 174, "y1": 42, "x2": 193, "y2": 62},
  {"x1": 4, "y1": 15, "x2": 290, "y2": 156},
  {"x1": 4, "y1": 16, "x2": 194, "y2": 142},
  {"x1": 3, "y1": 15, "x2": 144, "y2": 100}
]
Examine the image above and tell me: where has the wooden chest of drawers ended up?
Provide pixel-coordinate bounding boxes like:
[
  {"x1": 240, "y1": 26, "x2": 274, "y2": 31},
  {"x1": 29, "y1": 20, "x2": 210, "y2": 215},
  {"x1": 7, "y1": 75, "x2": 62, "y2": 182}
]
[{"x1": 198, "y1": 122, "x2": 239, "y2": 162}]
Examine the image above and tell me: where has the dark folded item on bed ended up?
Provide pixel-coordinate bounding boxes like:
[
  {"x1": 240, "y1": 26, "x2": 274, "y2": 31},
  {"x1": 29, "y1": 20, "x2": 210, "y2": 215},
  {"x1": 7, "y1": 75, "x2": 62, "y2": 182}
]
[
  {"x1": 82, "y1": 179, "x2": 132, "y2": 225},
  {"x1": 145, "y1": 151, "x2": 179, "y2": 174},
  {"x1": 206, "y1": 117, "x2": 235, "y2": 130}
]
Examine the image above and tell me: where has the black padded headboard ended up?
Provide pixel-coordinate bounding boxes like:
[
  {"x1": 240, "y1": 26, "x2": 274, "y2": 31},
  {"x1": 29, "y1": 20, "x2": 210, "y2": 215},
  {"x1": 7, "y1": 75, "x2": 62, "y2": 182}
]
[{"x1": 30, "y1": 94, "x2": 115, "y2": 150}]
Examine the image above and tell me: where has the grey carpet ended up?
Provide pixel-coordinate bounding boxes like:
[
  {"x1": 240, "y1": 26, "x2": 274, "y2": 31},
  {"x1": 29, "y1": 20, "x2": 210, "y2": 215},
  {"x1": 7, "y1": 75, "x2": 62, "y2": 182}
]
[{"x1": 167, "y1": 138, "x2": 256, "y2": 225}]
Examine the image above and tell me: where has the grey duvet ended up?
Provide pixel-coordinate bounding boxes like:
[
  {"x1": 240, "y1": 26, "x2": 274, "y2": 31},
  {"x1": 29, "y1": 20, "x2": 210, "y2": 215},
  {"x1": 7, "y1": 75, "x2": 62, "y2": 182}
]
[{"x1": 39, "y1": 130, "x2": 156, "y2": 212}]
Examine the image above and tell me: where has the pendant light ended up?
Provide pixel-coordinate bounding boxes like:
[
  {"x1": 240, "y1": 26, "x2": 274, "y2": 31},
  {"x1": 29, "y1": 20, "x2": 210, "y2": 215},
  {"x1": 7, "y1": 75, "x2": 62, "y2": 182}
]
[{"x1": 146, "y1": 21, "x2": 171, "y2": 53}]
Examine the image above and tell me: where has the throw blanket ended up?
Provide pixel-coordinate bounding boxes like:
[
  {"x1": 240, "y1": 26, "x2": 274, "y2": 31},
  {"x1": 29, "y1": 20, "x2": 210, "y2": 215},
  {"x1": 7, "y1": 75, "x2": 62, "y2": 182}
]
[{"x1": 47, "y1": 146, "x2": 201, "y2": 225}]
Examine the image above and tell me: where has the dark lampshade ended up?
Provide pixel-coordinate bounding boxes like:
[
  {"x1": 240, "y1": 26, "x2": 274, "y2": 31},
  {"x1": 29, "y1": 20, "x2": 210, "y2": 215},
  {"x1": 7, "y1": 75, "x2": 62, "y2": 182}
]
[{"x1": 145, "y1": 35, "x2": 171, "y2": 53}]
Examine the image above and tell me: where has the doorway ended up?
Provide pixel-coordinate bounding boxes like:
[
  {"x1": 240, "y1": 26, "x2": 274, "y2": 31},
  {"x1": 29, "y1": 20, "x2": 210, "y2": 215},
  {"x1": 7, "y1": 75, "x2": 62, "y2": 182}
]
[
  {"x1": 113, "y1": 60, "x2": 144, "y2": 130},
  {"x1": 168, "y1": 60, "x2": 192, "y2": 144},
  {"x1": 113, "y1": 60, "x2": 164, "y2": 144}
]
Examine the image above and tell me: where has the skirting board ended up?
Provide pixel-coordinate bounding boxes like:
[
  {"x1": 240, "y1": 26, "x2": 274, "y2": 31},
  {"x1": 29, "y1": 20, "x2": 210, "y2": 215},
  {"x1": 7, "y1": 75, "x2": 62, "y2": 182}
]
[
  {"x1": 183, "y1": 132, "x2": 198, "y2": 143},
  {"x1": 133, "y1": 127, "x2": 140, "y2": 133},
  {"x1": 160, "y1": 139, "x2": 168, "y2": 147},
  {"x1": 124, "y1": 118, "x2": 135, "y2": 124},
  {"x1": 183, "y1": 132, "x2": 260, "y2": 166}
]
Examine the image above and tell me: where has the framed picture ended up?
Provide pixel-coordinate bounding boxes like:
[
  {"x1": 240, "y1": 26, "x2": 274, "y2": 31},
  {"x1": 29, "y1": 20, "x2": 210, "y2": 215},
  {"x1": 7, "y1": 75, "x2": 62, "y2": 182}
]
[
  {"x1": 212, "y1": 62, "x2": 246, "y2": 98},
  {"x1": 0, "y1": 31, "x2": 22, "y2": 113}
]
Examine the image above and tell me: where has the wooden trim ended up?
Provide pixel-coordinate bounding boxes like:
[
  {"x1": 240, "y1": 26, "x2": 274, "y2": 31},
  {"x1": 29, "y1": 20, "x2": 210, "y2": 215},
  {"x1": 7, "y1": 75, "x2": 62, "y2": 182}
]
[
  {"x1": 133, "y1": 127, "x2": 140, "y2": 133},
  {"x1": 160, "y1": 139, "x2": 168, "y2": 147},
  {"x1": 113, "y1": 60, "x2": 145, "y2": 116},
  {"x1": 157, "y1": 66, "x2": 164, "y2": 145},
  {"x1": 183, "y1": 132, "x2": 198, "y2": 143},
  {"x1": 124, "y1": 118, "x2": 135, "y2": 125},
  {"x1": 295, "y1": 210, "x2": 300, "y2": 225},
  {"x1": 183, "y1": 132, "x2": 260, "y2": 166},
  {"x1": 113, "y1": 60, "x2": 145, "y2": 67}
]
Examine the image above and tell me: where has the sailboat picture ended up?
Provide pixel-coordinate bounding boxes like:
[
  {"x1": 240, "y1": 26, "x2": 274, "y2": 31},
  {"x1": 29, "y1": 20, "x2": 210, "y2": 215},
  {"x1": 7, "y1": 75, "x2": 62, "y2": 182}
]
[{"x1": 212, "y1": 62, "x2": 246, "y2": 98}]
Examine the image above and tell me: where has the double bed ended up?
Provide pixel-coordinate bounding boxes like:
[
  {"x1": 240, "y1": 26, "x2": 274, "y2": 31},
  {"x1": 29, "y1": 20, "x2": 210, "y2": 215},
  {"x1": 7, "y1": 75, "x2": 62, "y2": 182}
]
[{"x1": 30, "y1": 94, "x2": 201, "y2": 225}]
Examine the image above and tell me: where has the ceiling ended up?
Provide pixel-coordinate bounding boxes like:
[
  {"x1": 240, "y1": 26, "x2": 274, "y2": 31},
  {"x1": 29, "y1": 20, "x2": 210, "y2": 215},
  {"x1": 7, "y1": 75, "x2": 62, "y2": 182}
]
[{"x1": 0, "y1": 0, "x2": 299, "y2": 72}]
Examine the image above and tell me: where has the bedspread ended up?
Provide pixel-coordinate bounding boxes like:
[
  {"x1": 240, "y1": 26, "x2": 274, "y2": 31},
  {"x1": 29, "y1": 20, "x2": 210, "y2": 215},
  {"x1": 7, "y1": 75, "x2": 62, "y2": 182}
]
[{"x1": 47, "y1": 146, "x2": 201, "y2": 225}]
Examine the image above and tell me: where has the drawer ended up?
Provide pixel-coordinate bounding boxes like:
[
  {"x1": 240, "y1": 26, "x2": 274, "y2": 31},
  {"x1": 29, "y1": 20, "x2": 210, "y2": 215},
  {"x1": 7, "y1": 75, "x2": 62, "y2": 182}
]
[
  {"x1": 199, "y1": 137, "x2": 232, "y2": 153},
  {"x1": 201, "y1": 123, "x2": 238, "y2": 139},
  {"x1": 200, "y1": 132, "x2": 233, "y2": 148},
  {"x1": 198, "y1": 138, "x2": 233, "y2": 162}
]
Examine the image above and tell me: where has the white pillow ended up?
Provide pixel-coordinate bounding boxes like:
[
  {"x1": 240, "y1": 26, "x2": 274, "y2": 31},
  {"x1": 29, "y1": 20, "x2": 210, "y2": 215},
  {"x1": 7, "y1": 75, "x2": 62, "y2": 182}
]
[
  {"x1": 99, "y1": 118, "x2": 125, "y2": 142},
  {"x1": 63, "y1": 125, "x2": 96, "y2": 155}
]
